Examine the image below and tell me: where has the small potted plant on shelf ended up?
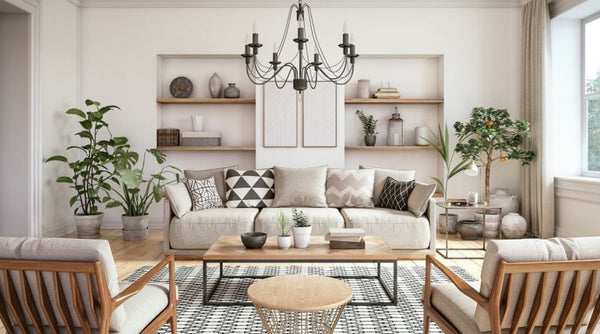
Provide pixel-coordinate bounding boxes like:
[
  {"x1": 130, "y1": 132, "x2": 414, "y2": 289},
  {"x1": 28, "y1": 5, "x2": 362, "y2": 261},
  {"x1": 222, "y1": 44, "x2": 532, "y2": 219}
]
[
  {"x1": 277, "y1": 210, "x2": 292, "y2": 250},
  {"x1": 356, "y1": 110, "x2": 378, "y2": 146},
  {"x1": 106, "y1": 148, "x2": 181, "y2": 241},
  {"x1": 46, "y1": 99, "x2": 128, "y2": 238},
  {"x1": 291, "y1": 208, "x2": 311, "y2": 249}
]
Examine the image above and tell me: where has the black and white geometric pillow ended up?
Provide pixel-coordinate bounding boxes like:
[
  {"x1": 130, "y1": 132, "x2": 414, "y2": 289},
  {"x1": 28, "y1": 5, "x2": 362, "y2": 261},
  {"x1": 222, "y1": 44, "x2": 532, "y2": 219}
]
[
  {"x1": 377, "y1": 177, "x2": 415, "y2": 211},
  {"x1": 184, "y1": 177, "x2": 223, "y2": 211},
  {"x1": 225, "y1": 168, "x2": 275, "y2": 208}
]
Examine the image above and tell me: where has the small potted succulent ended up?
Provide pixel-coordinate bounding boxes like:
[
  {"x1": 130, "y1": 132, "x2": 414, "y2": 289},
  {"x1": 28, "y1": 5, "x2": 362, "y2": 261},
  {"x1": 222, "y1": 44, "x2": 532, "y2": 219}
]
[
  {"x1": 277, "y1": 210, "x2": 292, "y2": 250},
  {"x1": 356, "y1": 110, "x2": 378, "y2": 146},
  {"x1": 291, "y1": 208, "x2": 311, "y2": 248}
]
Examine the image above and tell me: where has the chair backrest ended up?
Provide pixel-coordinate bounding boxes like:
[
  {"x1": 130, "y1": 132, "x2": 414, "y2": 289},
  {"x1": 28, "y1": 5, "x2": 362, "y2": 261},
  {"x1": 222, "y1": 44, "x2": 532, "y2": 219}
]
[
  {"x1": 0, "y1": 237, "x2": 127, "y2": 333},
  {"x1": 475, "y1": 237, "x2": 600, "y2": 333}
]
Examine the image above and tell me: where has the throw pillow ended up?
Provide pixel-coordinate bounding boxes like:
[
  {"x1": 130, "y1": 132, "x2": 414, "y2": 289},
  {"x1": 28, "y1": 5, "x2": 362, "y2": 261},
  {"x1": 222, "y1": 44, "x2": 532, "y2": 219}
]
[
  {"x1": 184, "y1": 165, "x2": 238, "y2": 202},
  {"x1": 224, "y1": 168, "x2": 275, "y2": 208},
  {"x1": 378, "y1": 176, "x2": 415, "y2": 211},
  {"x1": 359, "y1": 165, "x2": 415, "y2": 205},
  {"x1": 185, "y1": 177, "x2": 223, "y2": 211},
  {"x1": 326, "y1": 168, "x2": 375, "y2": 208},
  {"x1": 272, "y1": 165, "x2": 328, "y2": 207},
  {"x1": 407, "y1": 182, "x2": 436, "y2": 217},
  {"x1": 163, "y1": 182, "x2": 192, "y2": 218}
]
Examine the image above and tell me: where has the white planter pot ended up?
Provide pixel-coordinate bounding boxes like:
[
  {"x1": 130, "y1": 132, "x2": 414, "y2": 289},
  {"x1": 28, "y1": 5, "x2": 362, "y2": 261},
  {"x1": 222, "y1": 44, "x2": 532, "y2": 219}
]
[
  {"x1": 277, "y1": 235, "x2": 292, "y2": 250},
  {"x1": 501, "y1": 213, "x2": 527, "y2": 239},
  {"x1": 121, "y1": 215, "x2": 150, "y2": 241},
  {"x1": 292, "y1": 226, "x2": 312, "y2": 249},
  {"x1": 74, "y1": 213, "x2": 104, "y2": 239}
]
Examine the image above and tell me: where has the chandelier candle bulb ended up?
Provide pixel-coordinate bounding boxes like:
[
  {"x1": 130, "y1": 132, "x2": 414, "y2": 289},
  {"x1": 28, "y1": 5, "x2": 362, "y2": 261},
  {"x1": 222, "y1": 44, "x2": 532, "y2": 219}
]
[{"x1": 343, "y1": 21, "x2": 349, "y2": 34}]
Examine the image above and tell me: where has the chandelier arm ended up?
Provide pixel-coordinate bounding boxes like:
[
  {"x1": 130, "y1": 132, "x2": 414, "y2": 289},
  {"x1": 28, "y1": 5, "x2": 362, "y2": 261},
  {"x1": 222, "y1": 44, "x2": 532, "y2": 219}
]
[{"x1": 316, "y1": 58, "x2": 349, "y2": 81}]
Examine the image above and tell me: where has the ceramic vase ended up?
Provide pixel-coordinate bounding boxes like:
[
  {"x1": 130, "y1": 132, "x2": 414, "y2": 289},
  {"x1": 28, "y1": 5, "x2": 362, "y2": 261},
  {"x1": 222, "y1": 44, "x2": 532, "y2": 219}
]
[
  {"x1": 277, "y1": 235, "x2": 292, "y2": 250},
  {"x1": 292, "y1": 226, "x2": 312, "y2": 249},
  {"x1": 357, "y1": 79, "x2": 370, "y2": 99},
  {"x1": 456, "y1": 220, "x2": 483, "y2": 240},
  {"x1": 364, "y1": 135, "x2": 376, "y2": 146},
  {"x1": 474, "y1": 209, "x2": 501, "y2": 238},
  {"x1": 208, "y1": 72, "x2": 223, "y2": 98},
  {"x1": 438, "y1": 213, "x2": 458, "y2": 234},
  {"x1": 223, "y1": 83, "x2": 240, "y2": 98},
  {"x1": 489, "y1": 188, "x2": 519, "y2": 218},
  {"x1": 501, "y1": 213, "x2": 527, "y2": 239}
]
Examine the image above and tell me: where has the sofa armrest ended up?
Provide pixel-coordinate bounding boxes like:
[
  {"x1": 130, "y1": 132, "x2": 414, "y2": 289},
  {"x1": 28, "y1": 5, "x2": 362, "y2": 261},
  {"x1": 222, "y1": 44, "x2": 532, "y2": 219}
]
[
  {"x1": 163, "y1": 199, "x2": 174, "y2": 254},
  {"x1": 426, "y1": 197, "x2": 437, "y2": 252}
]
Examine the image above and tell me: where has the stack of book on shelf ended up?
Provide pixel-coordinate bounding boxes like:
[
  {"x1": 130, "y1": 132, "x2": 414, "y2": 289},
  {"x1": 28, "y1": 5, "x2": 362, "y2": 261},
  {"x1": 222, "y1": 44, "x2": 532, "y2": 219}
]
[
  {"x1": 372, "y1": 87, "x2": 400, "y2": 99},
  {"x1": 325, "y1": 228, "x2": 366, "y2": 249}
]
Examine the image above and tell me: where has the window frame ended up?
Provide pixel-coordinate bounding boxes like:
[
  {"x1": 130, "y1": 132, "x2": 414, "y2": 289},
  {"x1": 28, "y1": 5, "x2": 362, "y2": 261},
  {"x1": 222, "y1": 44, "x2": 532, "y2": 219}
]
[{"x1": 581, "y1": 11, "x2": 600, "y2": 177}]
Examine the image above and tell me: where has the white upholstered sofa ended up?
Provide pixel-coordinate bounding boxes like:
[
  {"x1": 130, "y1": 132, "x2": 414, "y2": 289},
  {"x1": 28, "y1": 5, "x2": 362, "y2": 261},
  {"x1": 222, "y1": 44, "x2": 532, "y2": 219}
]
[{"x1": 163, "y1": 165, "x2": 437, "y2": 257}]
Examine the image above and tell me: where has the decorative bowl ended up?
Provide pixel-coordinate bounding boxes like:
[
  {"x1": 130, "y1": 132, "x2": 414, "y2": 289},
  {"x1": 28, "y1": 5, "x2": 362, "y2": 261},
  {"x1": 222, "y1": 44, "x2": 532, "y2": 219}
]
[{"x1": 241, "y1": 232, "x2": 267, "y2": 249}]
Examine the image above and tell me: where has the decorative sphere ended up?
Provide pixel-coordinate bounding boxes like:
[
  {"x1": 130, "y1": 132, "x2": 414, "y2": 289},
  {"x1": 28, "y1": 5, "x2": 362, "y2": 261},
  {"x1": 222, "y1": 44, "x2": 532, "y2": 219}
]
[{"x1": 501, "y1": 213, "x2": 527, "y2": 239}]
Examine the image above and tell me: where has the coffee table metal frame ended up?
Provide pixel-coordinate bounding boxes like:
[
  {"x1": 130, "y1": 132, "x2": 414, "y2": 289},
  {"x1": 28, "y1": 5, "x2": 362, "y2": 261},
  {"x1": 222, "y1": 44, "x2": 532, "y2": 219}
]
[
  {"x1": 436, "y1": 202, "x2": 502, "y2": 260},
  {"x1": 202, "y1": 258, "x2": 397, "y2": 306}
]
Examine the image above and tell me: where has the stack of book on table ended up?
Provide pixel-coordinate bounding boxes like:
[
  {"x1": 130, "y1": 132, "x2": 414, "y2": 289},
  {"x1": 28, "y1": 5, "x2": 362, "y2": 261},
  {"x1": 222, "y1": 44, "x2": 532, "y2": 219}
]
[
  {"x1": 325, "y1": 228, "x2": 366, "y2": 249},
  {"x1": 372, "y1": 87, "x2": 400, "y2": 99}
]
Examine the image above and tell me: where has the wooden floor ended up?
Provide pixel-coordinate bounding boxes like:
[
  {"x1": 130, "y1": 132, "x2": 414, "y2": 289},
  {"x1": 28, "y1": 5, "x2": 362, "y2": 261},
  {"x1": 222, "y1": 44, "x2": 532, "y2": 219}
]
[{"x1": 63, "y1": 229, "x2": 486, "y2": 280}]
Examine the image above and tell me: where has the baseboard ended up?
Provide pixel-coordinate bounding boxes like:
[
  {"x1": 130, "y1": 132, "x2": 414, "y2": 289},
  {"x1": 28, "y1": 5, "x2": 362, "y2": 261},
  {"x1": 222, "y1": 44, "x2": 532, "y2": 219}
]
[
  {"x1": 101, "y1": 217, "x2": 164, "y2": 230},
  {"x1": 44, "y1": 225, "x2": 76, "y2": 238}
]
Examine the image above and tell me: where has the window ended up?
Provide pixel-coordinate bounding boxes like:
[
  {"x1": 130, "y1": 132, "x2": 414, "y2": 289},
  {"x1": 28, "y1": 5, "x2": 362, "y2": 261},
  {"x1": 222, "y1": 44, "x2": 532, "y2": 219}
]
[{"x1": 584, "y1": 12, "x2": 600, "y2": 173}]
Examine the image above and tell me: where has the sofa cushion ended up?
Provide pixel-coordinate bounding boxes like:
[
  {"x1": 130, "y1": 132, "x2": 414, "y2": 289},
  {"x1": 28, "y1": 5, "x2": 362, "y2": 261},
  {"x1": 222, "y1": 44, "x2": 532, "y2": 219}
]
[
  {"x1": 341, "y1": 208, "x2": 430, "y2": 249},
  {"x1": 224, "y1": 168, "x2": 275, "y2": 208},
  {"x1": 407, "y1": 182, "x2": 436, "y2": 217},
  {"x1": 184, "y1": 165, "x2": 237, "y2": 202},
  {"x1": 325, "y1": 168, "x2": 374, "y2": 208},
  {"x1": 377, "y1": 177, "x2": 415, "y2": 211},
  {"x1": 169, "y1": 208, "x2": 258, "y2": 249},
  {"x1": 474, "y1": 238, "x2": 568, "y2": 332},
  {"x1": 0, "y1": 237, "x2": 126, "y2": 331},
  {"x1": 359, "y1": 166, "x2": 415, "y2": 205},
  {"x1": 185, "y1": 177, "x2": 223, "y2": 211},
  {"x1": 272, "y1": 166, "x2": 328, "y2": 208},
  {"x1": 255, "y1": 208, "x2": 344, "y2": 236},
  {"x1": 164, "y1": 182, "x2": 192, "y2": 218}
]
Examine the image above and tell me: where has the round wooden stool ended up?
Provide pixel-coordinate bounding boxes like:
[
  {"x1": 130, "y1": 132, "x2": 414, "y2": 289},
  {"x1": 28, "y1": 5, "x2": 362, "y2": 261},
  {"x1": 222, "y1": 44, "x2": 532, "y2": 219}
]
[{"x1": 247, "y1": 275, "x2": 353, "y2": 334}]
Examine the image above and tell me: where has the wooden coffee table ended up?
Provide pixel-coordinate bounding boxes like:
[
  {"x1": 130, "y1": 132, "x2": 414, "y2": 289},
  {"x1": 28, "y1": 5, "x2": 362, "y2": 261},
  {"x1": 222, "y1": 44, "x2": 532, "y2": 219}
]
[{"x1": 202, "y1": 235, "x2": 397, "y2": 306}]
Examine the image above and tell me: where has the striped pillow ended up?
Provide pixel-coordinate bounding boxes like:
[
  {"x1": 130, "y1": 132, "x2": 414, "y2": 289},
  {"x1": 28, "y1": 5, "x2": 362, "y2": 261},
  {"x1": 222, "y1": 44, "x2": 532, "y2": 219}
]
[{"x1": 325, "y1": 168, "x2": 375, "y2": 208}]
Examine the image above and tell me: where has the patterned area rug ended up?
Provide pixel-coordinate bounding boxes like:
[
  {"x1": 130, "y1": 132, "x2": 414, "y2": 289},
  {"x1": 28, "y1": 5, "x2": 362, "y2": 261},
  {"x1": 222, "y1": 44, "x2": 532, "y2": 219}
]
[{"x1": 124, "y1": 264, "x2": 477, "y2": 334}]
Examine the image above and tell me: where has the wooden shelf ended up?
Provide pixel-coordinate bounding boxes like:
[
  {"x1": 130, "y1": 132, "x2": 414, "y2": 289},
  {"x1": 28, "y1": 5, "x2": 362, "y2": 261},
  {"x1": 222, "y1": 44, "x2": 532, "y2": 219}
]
[
  {"x1": 345, "y1": 145, "x2": 435, "y2": 151},
  {"x1": 344, "y1": 98, "x2": 443, "y2": 105},
  {"x1": 157, "y1": 98, "x2": 255, "y2": 104},
  {"x1": 157, "y1": 146, "x2": 256, "y2": 151}
]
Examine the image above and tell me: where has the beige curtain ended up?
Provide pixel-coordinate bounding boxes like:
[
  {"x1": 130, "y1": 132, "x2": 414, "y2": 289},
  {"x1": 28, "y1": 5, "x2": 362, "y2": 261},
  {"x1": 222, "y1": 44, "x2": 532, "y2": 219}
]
[{"x1": 520, "y1": 0, "x2": 554, "y2": 238}]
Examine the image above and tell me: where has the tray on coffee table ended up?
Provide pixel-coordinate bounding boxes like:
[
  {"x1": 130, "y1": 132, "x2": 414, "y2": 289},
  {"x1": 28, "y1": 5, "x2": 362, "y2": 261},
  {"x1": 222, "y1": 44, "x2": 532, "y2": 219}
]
[{"x1": 202, "y1": 235, "x2": 398, "y2": 306}]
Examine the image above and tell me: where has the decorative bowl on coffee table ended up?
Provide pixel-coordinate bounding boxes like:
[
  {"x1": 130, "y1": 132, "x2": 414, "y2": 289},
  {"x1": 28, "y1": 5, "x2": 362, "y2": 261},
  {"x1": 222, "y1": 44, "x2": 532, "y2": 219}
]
[{"x1": 241, "y1": 232, "x2": 267, "y2": 249}]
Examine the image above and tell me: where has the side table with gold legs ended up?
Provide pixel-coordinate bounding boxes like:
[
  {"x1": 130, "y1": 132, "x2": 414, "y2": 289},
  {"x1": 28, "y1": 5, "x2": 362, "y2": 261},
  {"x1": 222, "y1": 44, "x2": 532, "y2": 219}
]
[{"x1": 247, "y1": 275, "x2": 353, "y2": 334}]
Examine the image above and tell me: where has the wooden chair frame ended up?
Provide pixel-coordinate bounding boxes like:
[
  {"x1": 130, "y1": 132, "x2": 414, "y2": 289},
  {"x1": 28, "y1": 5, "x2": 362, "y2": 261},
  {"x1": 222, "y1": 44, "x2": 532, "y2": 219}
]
[
  {"x1": 424, "y1": 255, "x2": 600, "y2": 334},
  {"x1": 0, "y1": 255, "x2": 177, "y2": 334}
]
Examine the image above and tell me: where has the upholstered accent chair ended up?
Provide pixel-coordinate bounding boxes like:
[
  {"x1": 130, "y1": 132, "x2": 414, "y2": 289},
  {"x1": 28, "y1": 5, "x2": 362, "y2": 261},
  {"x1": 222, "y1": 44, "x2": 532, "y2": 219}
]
[
  {"x1": 424, "y1": 237, "x2": 600, "y2": 334},
  {"x1": 0, "y1": 237, "x2": 177, "y2": 333}
]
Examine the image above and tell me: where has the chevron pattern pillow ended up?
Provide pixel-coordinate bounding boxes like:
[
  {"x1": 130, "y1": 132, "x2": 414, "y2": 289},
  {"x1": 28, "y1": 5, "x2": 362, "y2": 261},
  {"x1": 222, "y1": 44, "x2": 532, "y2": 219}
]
[
  {"x1": 378, "y1": 177, "x2": 415, "y2": 211},
  {"x1": 326, "y1": 168, "x2": 375, "y2": 208},
  {"x1": 185, "y1": 177, "x2": 224, "y2": 211},
  {"x1": 225, "y1": 168, "x2": 275, "y2": 208}
]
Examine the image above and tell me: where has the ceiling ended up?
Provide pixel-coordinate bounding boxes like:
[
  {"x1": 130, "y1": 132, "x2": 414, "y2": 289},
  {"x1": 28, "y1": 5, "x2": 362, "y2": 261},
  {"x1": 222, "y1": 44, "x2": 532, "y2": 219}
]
[{"x1": 76, "y1": 0, "x2": 524, "y2": 8}]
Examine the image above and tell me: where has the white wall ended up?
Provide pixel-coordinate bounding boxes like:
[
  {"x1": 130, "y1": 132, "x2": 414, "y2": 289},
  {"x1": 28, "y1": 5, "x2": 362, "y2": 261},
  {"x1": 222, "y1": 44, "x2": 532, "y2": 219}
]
[
  {"x1": 58, "y1": 6, "x2": 522, "y2": 230},
  {"x1": 0, "y1": 13, "x2": 29, "y2": 236},
  {"x1": 39, "y1": 0, "x2": 80, "y2": 237}
]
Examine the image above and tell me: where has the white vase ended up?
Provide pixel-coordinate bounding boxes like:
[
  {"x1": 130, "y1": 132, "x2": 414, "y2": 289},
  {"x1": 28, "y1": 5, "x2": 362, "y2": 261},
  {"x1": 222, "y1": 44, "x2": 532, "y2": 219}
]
[
  {"x1": 277, "y1": 235, "x2": 292, "y2": 250},
  {"x1": 501, "y1": 213, "x2": 527, "y2": 239},
  {"x1": 489, "y1": 188, "x2": 519, "y2": 218},
  {"x1": 208, "y1": 72, "x2": 223, "y2": 98},
  {"x1": 292, "y1": 226, "x2": 312, "y2": 249},
  {"x1": 474, "y1": 210, "x2": 501, "y2": 238}
]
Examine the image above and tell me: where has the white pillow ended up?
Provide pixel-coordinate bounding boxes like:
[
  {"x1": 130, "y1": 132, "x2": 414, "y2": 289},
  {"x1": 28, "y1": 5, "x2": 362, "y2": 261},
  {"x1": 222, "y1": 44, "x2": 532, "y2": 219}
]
[
  {"x1": 272, "y1": 165, "x2": 328, "y2": 207},
  {"x1": 407, "y1": 182, "x2": 436, "y2": 217},
  {"x1": 164, "y1": 182, "x2": 192, "y2": 218}
]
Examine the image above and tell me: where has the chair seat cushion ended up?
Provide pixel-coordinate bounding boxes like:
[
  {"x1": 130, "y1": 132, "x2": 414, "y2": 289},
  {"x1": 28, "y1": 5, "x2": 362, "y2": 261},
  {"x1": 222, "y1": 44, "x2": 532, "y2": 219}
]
[
  {"x1": 255, "y1": 207, "x2": 344, "y2": 236},
  {"x1": 117, "y1": 282, "x2": 170, "y2": 334},
  {"x1": 431, "y1": 282, "x2": 481, "y2": 334},
  {"x1": 169, "y1": 208, "x2": 258, "y2": 249},
  {"x1": 341, "y1": 208, "x2": 430, "y2": 249}
]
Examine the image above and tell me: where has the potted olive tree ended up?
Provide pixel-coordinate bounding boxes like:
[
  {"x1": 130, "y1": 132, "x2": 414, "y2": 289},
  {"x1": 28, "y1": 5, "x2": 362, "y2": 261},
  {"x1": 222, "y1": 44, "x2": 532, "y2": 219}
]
[
  {"x1": 291, "y1": 208, "x2": 311, "y2": 248},
  {"x1": 454, "y1": 107, "x2": 535, "y2": 204},
  {"x1": 106, "y1": 148, "x2": 181, "y2": 240},
  {"x1": 46, "y1": 99, "x2": 128, "y2": 238},
  {"x1": 356, "y1": 110, "x2": 378, "y2": 146},
  {"x1": 277, "y1": 210, "x2": 292, "y2": 249}
]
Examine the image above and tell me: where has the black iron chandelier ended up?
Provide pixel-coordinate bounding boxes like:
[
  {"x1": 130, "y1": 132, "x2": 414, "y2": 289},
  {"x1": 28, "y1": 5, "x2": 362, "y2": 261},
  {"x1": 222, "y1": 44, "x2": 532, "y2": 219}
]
[{"x1": 242, "y1": 0, "x2": 358, "y2": 93}]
